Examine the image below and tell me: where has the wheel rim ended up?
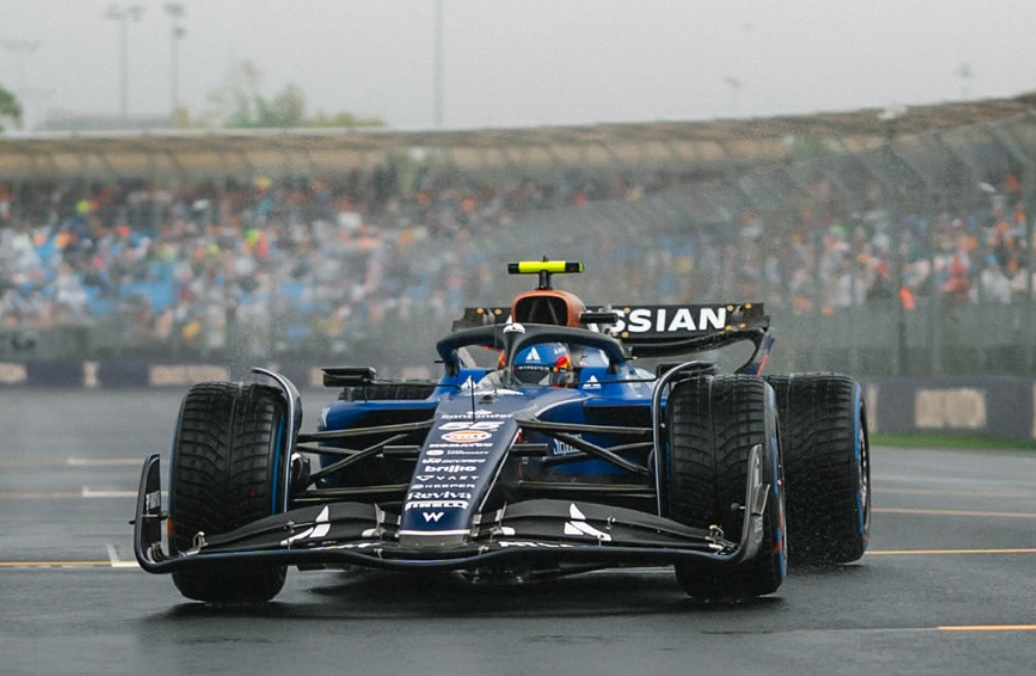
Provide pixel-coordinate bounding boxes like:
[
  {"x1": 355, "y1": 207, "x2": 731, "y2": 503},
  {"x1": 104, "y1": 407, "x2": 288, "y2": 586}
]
[{"x1": 856, "y1": 406, "x2": 871, "y2": 536}]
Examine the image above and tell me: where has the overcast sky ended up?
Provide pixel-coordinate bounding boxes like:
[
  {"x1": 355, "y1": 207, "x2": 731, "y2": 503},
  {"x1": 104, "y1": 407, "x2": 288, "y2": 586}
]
[{"x1": 1, "y1": 0, "x2": 1035, "y2": 131}]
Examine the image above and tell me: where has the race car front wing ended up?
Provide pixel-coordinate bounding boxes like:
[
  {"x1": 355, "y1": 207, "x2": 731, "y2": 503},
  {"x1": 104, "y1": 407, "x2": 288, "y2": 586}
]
[{"x1": 132, "y1": 445, "x2": 769, "y2": 573}]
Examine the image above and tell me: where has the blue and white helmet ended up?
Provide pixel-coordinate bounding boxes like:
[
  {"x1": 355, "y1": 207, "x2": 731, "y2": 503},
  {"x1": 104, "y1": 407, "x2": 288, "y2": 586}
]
[{"x1": 513, "y1": 343, "x2": 571, "y2": 385}]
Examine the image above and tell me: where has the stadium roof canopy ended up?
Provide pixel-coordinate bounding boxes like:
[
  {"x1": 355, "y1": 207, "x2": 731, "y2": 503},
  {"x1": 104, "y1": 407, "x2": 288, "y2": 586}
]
[{"x1": 1, "y1": 93, "x2": 1034, "y2": 181}]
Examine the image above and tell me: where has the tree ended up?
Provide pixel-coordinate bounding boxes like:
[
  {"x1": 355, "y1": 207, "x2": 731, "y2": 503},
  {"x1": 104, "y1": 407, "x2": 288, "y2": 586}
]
[
  {"x1": 200, "y1": 61, "x2": 383, "y2": 130},
  {"x1": 0, "y1": 81, "x2": 23, "y2": 132},
  {"x1": 306, "y1": 110, "x2": 385, "y2": 129},
  {"x1": 255, "y1": 83, "x2": 306, "y2": 128},
  {"x1": 203, "y1": 60, "x2": 262, "y2": 128}
]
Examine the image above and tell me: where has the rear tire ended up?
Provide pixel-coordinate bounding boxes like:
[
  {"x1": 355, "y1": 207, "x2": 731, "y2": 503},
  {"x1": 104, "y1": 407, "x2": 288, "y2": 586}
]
[
  {"x1": 664, "y1": 375, "x2": 787, "y2": 602},
  {"x1": 168, "y1": 382, "x2": 289, "y2": 603},
  {"x1": 765, "y1": 373, "x2": 870, "y2": 565}
]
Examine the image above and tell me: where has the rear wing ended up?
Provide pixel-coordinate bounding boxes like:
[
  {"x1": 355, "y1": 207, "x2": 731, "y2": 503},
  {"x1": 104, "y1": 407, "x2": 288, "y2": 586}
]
[
  {"x1": 449, "y1": 260, "x2": 771, "y2": 370},
  {"x1": 450, "y1": 302, "x2": 769, "y2": 361},
  {"x1": 592, "y1": 303, "x2": 769, "y2": 358},
  {"x1": 453, "y1": 303, "x2": 766, "y2": 334},
  {"x1": 588, "y1": 303, "x2": 766, "y2": 338}
]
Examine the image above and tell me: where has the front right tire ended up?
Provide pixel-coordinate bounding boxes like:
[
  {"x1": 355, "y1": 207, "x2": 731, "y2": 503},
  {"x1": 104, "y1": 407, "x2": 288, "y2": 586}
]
[{"x1": 663, "y1": 374, "x2": 787, "y2": 602}]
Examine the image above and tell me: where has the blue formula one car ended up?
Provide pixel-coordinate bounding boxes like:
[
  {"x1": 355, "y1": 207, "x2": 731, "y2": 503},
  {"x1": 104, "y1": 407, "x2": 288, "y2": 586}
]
[{"x1": 132, "y1": 260, "x2": 870, "y2": 603}]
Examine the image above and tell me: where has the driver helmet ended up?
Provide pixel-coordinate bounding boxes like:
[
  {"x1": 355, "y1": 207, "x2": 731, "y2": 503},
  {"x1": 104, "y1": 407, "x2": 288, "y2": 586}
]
[{"x1": 512, "y1": 343, "x2": 572, "y2": 385}]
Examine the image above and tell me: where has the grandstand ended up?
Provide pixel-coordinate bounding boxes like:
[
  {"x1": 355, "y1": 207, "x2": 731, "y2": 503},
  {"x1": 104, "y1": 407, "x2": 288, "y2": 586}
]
[
  {"x1": 2, "y1": 92, "x2": 1036, "y2": 378},
  {"x1": 1, "y1": 93, "x2": 1035, "y2": 179}
]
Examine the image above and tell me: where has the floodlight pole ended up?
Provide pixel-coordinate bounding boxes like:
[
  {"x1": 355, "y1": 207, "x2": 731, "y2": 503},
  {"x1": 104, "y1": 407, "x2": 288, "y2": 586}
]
[
  {"x1": 105, "y1": 4, "x2": 145, "y2": 119},
  {"x1": 434, "y1": 0, "x2": 443, "y2": 128},
  {"x1": 880, "y1": 105, "x2": 907, "y2": 376},
  {"x1": 164, "y1": 3, "x2": 185, "y2": 120}
]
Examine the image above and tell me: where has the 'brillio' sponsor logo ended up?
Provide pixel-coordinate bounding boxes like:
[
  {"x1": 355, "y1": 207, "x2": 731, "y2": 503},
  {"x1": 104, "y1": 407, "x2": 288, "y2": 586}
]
[
  {"x1": 611, "y1": 306, "x2": 727, "y2": 333},
  {"x1": 422, "y1": 464, "x2": 479, "y2": 473}
]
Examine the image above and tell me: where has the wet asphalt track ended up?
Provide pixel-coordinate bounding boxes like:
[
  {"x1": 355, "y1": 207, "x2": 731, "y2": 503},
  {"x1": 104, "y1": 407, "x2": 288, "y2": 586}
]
[{"x1": 3, "y1": 388, "x2": 1036, "y2": 676}]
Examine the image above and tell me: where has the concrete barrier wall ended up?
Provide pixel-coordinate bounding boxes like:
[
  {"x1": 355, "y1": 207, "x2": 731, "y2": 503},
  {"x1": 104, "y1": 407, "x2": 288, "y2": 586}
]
[
  {"x1": 1, "y1": 361, "x2": 1033, "y2": 442},
  {"x1": 862, "y1": 376, "x2": 1035, "y2": 442}
]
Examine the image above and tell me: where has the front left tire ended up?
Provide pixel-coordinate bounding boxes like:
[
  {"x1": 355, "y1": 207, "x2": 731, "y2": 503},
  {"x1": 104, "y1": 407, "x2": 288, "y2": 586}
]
[{"x1": 168, "y1": 382, "x2": 289, "y2": 603}]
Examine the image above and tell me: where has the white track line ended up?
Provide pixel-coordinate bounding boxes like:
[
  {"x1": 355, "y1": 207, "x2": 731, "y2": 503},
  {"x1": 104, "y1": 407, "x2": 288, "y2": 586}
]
[
  {"x1": 0, "y1": 488, "x2": 157, "y2": 499},
  {"x1": 0, "y1": 458, "x2": 143, "y2": 468},
  {"x1": 106, "y1": 544, "x2": 140, "y2": 569}
]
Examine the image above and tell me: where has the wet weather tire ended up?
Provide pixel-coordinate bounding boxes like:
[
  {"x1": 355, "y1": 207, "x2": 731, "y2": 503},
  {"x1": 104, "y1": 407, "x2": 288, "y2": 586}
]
[
  {"x1": 664, "y1": 374, "x2": 787, "y2": 602},
  {"x1": 765, "y1": 373, "x2": 870, "y2": 565},
  {"x1": 168, "y1": 382, "x2": 289, "y2": 603}
]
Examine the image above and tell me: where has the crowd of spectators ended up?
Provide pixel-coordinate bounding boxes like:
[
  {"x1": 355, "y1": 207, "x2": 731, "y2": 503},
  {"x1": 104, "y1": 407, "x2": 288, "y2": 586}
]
[
  {"x1": 0, "y1": 168, "x2": 678, "y2": 358},
  {"x1": 0, "y1": 152, "x2": 1034, "y2": 361},
  {"x1": 721, "y1": 176, "x2": 1036, "y2": 316}
]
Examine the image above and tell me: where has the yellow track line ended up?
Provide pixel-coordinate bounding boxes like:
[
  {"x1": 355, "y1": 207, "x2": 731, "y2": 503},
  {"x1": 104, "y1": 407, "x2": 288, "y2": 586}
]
[
  {"x1": 874, "y1": 508, "x2": 1036, "y2": 519},
  {"x1": 0, "y1": 561, "x2": 114, "y2": 568},
  {"x1": 877, "y1": 488, "x2": 1032, "y2": 499},
  {"x1": 867, "y1": 548, "x2": 1036, "y2": 556},
  {"x1": 939, "y1": 625, "x2": 1036, "y2": 632}
]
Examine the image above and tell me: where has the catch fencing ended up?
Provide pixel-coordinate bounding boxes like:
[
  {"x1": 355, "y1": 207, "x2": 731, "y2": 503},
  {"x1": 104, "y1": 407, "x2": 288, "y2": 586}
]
[{"x1": 3, "y1": 111, "x2": 1036, "y2": 378}]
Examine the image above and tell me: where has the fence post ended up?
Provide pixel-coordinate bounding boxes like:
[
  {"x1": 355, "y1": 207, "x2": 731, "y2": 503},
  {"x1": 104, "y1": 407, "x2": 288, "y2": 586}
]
[{"x1": 986, "y1": 118, "x2": 1036, "y2": 374}]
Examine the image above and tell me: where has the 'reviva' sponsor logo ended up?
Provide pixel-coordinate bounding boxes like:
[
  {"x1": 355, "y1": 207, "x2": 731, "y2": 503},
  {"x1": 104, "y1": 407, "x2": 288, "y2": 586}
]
[
  {"x1": 406, "y1": 491, "x2": 473, "y2": 500},
  {"x1": 611, "y1": 306, "x2": 727, "y2": 333}
]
